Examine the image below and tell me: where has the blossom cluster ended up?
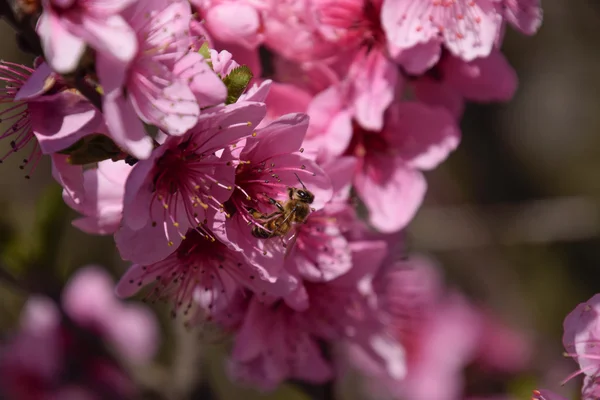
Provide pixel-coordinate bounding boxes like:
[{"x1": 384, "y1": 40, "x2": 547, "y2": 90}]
[
  {"x1": 0, "y1": 266, "x2": 158, "y2": 400},
  {"x1": 0, "y1": 0, "x2": 543, "y2": 397}
]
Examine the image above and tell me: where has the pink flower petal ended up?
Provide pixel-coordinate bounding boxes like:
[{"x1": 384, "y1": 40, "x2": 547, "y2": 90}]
[
  {"x1": 350, "y1": 48, "x2": 398, "y2": 132},
  {"x1": 385, "y1": 102, "x2": 461, "y2": 171},
  {"x1": 37, "y1": 10, "x2": 86, "y2": 73},
  {"x1": 355, "y1": 159, "x2": 427, "y2": 233}
]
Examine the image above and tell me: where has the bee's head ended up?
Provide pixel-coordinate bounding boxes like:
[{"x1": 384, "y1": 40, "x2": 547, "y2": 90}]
[{"x1": 289, "y1": 187, "x2": 315, "y2": 204}]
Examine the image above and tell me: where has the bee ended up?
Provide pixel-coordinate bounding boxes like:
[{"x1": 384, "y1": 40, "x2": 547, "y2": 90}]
[{"x1": 248, "y1": 173, "x2": 314, "y2": 241}]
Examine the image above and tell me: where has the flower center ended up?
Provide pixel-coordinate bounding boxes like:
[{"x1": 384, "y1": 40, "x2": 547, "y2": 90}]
[
  {"x1": 150, "y1": 140, "x2": 231, "y2": 243},
  {"x1": 318, "y1": 0, "x2": 385, "y2": 49},
  {"x1": 346, "y1": 122, "x2": 393, "y2": 160}
]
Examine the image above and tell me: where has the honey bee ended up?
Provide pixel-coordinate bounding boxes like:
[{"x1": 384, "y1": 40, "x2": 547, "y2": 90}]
[{"x1": 248, "y1": 173, "x2": 314, "y2": 242}]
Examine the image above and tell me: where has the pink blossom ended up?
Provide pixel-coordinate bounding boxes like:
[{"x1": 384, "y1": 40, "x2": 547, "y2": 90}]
[
  {"x1": 0, "y1": 62, "x2": 96, "y2": 204},
  {"x1": 0, "y1": 61, "x2": 102, "y2": 180},
  {"x1": 116, "y1": 101, "x2": 266, "y2": 264},
  {"x1": 37, "y1": 0, "x2": 138, "y2": 73},
  {"x1": 115, "y1": 230, "x2": 294, "y2": 320},
  {"x1": 63, "y1": 160, "x2": 131, "y2": 235},
  {"x1": 98, "y1": 0, "x2": 222, "y2": 159},
  {"x1": 562, "y1": 294, "x2": 600, "y2": 382},
  {"x1": 62, "y1": 265, "x2": 159, "y2": 363},
  {"x1": 381, "y1": 0, "x2": 502, "y2": 71},
  {"x1": 346, "y1": 101, "x2": 460, "y2": 233},
  {"x1": 0, "y1": 266, "x2": 157, "y2": 399},
  {"x1": 212, "y1": 112, "x2": 333, "y2": 273},
  {"x1": 228, "y1": 296, "x2": 333, "y2": 391},
  {"x1": 350, "y1": 256, "x2": 480, "y2": 400},
  {"x1": 412, "y1": 49, "x2": 518, "y2": 118}
]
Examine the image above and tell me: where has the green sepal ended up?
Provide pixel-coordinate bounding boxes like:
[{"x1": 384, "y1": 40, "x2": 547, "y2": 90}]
[
  {"x1": 222, "y1": 65, "x2": 253, "y2": 105},
  {"x1": 58, "y1": 134, "x2": 125, "y2": 165},
  {"x1": 199, "y1": 42, "x2": 212, "y2": 64}
]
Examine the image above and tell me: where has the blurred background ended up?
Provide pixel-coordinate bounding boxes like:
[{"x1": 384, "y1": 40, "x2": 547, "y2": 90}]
[{"x1": 1, "y1": 1, "x2": 600, "y2": 399}]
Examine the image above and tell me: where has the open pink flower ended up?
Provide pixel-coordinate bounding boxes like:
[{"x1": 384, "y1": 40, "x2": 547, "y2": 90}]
[
  {"x1": 98, "y1": 0, "x2": 221, "y2": 159},
  {"x1": 63, "y1": 160, "x2": 131, "y2": 235},
  {"x1": 213, "y1": 112, "x2": 333, "y2": 272},
  {"x1": 1, "y1": 61, "x2": 106, "y2": 204},
  {"x1": 37, "y1": 0, "x2": 138, "y2": 73},
  {"x1": 116, "y1": 230, "x2": 295, "y2": 320},
  {"x1": 116, "y1": 101, "x2": 266, "y2": 264},
  {"x1": 346, "y1": 101, "x2": 460, "y2": 233},
  {"x1": 562, "y1": 294, "x2": 600, "y2": 382},
  {"x1": 228, "y1": 295, "x2": 333, "y2": 391},
  {"x1": 1, "y1": 61, "x2": 102, "y2": 173},
  {"x1": 381, "y1": 0, "x2": 502, "y2": 71}
]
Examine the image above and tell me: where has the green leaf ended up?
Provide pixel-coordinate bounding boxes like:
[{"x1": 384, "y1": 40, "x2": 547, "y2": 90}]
[
  {"x1": 58, "y1": 134, "x2": 124, "y2": 165},
  {"x1": 222, "y1": 65, "x2": 254, "y2": 105}
]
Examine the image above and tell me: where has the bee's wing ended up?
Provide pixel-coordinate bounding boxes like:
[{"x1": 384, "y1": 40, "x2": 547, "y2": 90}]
[{"x1": 284, "y1": 230, "x2": 299, "y2": 260}]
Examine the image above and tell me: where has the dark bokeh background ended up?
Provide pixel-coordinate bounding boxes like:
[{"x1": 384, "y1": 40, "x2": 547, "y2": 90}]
[{"x1": 1, "y1": 1, "x2": 600, "y2": 399}]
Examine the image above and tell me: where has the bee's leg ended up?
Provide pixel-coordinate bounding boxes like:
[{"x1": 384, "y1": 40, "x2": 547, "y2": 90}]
[
  {"x1": 268, "y1": 197, "x2": 285, "y2": 212},
  {"x1": 247, "y1": 207, "x2": 266, "y2": 220}
]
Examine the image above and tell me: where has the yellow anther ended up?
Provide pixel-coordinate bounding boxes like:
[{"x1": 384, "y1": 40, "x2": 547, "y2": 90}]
[
  {"x1": 251, "y1": 132, "x2": 257, "y2": 137},
  {"x1": 168, "y1": 241, "x2": 174, "y2": 246},
  {"x1": 247, "y1": 121, "x2": 252, "y2": 126}
]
